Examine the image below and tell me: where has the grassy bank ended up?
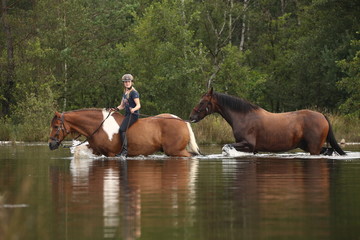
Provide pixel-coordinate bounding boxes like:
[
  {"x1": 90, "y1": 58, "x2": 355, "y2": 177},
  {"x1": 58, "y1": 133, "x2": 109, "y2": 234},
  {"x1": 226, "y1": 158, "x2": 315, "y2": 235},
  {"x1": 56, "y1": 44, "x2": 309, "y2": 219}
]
[
  {"x1": 191, "y1": 115, "x2": 234, "y2": 144},
  {"x1": 0, "y1": 117, "x2": 51, "y2": 142},
  {"x1": 0, "y1": 113, "x2": 359, "y2": 144},
  {"x1": 327, "y1": 114, "x2": 360, "y2": 143},
  {"x1": 191, "y1": 114, "x2": 360, "y2": 144}
]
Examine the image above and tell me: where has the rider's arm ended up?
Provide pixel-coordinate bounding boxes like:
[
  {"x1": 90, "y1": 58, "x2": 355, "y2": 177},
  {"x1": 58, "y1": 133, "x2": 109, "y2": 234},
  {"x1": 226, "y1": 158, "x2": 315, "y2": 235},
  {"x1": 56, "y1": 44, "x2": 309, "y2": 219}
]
[
  {"x1": 130, "y1": 98, "x2": 141, "y2": 113},
  {"x1": 116, "y1": 99, "x2": 125, "y2": 110}
]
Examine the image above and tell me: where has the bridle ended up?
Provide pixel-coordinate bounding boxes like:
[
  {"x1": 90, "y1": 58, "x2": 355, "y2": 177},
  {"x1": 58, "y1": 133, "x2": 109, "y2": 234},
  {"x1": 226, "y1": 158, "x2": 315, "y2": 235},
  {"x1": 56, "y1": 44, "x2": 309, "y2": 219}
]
[
  {"x1": 192, "y1": 94, "x2": 213, "y2": 115},
  {"x1": 50, "y1": 113, "x2": 70, "y2": 146}
]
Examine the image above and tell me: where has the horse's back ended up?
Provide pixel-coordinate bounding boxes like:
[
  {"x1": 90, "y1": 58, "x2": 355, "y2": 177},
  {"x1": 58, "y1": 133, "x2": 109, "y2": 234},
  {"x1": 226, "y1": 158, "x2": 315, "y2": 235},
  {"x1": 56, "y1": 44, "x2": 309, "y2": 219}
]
[
  {"x1": 127, "y1": 114, "x2": 191, "y2": 156},
  {"x1": 139, "y1": 114, "x2": 187, "y2": 128},
  {"x1": 263, "y1": 109, "x2": 327, "y2": 127}
]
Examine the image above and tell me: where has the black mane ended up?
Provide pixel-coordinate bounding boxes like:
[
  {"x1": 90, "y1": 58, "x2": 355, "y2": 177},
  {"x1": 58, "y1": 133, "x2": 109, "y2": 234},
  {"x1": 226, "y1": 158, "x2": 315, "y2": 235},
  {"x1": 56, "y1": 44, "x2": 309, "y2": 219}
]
[{"x1": 214, "y1": 92, "x2": 260, "y2": 113}]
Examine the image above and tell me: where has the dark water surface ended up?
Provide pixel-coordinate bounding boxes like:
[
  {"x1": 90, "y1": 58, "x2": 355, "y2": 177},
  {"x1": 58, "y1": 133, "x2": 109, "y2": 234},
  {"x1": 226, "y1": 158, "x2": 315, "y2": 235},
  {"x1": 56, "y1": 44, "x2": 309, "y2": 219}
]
[{"x1": 1, "y1": 143, "x2": 360, "y2": 240}]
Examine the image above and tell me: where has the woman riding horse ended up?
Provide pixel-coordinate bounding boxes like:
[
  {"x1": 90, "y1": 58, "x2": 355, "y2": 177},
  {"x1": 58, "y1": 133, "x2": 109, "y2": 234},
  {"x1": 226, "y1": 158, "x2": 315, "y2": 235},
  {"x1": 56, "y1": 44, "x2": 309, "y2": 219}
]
[{"x1": 110, "y1": 74, "x2": 141, "y2": 160}]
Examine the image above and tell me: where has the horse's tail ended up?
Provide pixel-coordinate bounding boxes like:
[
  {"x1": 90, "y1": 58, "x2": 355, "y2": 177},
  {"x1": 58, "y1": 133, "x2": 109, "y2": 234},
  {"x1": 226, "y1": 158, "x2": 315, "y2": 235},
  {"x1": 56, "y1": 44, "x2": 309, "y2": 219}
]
[
  {"x1": 185, "y1": 122, "x2": 202, "y2": 155},
  {"x1": 324, "y1": 116, "x2": 346, "y2": 155}
]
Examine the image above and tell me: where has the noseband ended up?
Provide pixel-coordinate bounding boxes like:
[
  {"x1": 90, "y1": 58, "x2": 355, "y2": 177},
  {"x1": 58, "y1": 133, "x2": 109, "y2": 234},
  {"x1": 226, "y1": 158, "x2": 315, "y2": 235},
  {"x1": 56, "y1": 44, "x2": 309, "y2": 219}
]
[
  {"x1": 193, "y1": 94, "x2": 213, "y2": 114},
  {"x1": 50, "y1": 113, "x2": 69, "y2": 145}
]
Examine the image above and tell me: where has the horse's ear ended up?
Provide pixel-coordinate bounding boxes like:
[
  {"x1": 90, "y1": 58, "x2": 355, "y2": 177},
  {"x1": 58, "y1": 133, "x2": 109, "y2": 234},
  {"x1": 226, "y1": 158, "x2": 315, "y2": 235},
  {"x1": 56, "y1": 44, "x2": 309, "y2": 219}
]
[
  {"x1": 208, "y1": 87, "x2": 213, "y2": 95},
  {"x1": 55, "y1": 111, "x2": 61, "y2": 118}
]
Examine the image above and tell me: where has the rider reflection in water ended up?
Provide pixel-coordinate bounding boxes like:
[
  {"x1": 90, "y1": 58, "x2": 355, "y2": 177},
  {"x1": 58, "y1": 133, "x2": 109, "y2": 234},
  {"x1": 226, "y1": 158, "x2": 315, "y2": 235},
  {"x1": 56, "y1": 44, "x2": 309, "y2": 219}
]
[{"x1": 111, "y1": 74, "x2": 141, "y2": 160}]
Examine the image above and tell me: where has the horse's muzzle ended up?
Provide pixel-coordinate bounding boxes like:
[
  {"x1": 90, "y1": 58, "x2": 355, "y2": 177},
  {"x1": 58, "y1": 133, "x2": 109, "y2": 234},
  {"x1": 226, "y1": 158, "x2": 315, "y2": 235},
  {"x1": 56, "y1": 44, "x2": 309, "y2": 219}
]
[
  {"x1": 189, "y1": 114, "x2": 199, "y2": 123},
  {"x1": 49, "y1": 140, "x2": 60, "y2": 150}
]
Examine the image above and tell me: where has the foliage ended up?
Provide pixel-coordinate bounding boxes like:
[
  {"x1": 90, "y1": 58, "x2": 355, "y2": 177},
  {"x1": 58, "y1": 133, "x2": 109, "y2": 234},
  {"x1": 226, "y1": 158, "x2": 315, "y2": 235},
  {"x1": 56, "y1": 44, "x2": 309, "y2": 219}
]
[
  {"x1": 119, "y1": 0, "x2": 209, "y2": 118},
  {"x1": 212, "y1": 44, "x2": 267, "y2": 106},
  {"x1": 11, "y1": 87, "x2": 56, "y2": 141},
  {"x1": 0, "y1": 0, "x2": 359, "y2": 141},
  {"x1": 337, "y1": 37, "x2": 360, "y2": 117}
]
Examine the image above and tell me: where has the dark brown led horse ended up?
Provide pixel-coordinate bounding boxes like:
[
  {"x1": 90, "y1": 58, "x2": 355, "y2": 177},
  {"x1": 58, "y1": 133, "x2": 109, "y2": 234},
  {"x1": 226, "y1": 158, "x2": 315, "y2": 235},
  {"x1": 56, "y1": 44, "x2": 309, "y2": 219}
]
[
  {"x1": 189, "y1": 88, "x2": 345, "y2": 155},
  {"x1": 49, "y1": 108, "x2": 200, "y2": 157}
]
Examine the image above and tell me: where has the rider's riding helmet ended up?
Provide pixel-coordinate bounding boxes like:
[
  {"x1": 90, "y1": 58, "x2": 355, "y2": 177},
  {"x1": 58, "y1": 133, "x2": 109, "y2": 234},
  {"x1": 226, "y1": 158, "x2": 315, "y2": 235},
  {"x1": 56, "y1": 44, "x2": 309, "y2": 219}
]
[{"x1": 122, "y1": 74, "x2": 134, "y2": 82}]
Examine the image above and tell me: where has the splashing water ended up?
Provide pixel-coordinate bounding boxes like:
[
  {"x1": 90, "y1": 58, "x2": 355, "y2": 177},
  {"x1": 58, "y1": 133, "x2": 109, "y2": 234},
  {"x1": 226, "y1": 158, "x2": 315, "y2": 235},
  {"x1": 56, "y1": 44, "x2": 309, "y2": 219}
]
[
  {"x1": 69, "y1": 140, "x2": 360, "y2": 160},
  {"x1": 221, "y1": 144, "x2": 360, "y2": 160}
]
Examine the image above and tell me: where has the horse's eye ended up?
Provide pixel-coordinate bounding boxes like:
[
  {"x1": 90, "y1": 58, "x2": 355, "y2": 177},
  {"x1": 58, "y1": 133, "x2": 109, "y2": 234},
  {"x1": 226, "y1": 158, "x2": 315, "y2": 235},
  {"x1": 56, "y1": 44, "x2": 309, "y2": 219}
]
[{"x1": 54, "y1": 126, "x2": 59, "y2": 129}]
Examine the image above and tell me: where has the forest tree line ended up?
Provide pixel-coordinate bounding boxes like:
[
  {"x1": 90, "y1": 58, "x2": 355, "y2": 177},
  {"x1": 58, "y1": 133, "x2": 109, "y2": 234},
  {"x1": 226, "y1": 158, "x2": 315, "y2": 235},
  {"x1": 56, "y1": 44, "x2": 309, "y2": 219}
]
[{"x1": 1, "y1": 0, "x2": 359, "y2": 140}]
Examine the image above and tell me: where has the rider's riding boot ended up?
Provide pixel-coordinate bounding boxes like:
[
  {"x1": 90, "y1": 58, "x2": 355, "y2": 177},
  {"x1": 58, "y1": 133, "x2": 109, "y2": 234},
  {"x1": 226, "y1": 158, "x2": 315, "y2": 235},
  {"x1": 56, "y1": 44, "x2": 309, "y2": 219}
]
[{"x1": 116, "y1": 132, "x2": 128, "y2": 159}]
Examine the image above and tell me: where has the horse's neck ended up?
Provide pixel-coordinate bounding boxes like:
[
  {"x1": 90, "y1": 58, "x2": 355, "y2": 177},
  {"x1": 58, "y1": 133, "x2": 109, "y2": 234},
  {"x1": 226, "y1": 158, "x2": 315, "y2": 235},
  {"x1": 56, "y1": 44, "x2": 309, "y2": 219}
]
[
  {"x1": 215, "y1": 104, "x2": 256, "y2": 127},
  {"x1": 65, "y1": 111, "x2": 103, "y2": 137},
  {"x1": 215, "y1": 105, "x2": 236, "y2": 126}
]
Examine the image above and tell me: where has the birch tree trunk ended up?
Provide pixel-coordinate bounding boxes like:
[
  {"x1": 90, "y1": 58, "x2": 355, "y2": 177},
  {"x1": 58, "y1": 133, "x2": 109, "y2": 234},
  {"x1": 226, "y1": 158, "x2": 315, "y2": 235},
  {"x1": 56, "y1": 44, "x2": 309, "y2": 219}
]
[
  {"x1": 281, "y1": 0, "x2": 285, "y2": 15},
  {"x1": 59, "y1": 0, "x2": 68, "y2": 111},
  {"x1": 239, "y1": 0, "x2": 249, "y2": 51},
  {"x1": 229, "y1": 0, "x2": 233, "y2": 41}
]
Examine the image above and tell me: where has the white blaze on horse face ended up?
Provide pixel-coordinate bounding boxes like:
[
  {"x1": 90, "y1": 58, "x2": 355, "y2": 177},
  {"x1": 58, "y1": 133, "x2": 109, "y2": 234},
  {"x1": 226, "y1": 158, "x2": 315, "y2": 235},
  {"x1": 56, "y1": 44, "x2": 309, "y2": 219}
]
[{"x1": 102, "y1": 109, "x2": 120, "y2": 141}]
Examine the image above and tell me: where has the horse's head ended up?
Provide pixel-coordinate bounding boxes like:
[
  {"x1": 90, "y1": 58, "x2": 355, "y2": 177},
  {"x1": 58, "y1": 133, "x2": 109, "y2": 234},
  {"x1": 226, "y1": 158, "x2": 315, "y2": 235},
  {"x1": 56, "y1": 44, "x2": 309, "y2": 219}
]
[
  {"x1": 189, "y1": 87, "x2": 215, "y2": 123},
  {"x1": 49, "y1": 112, "x2": 70, "y2": 150}
]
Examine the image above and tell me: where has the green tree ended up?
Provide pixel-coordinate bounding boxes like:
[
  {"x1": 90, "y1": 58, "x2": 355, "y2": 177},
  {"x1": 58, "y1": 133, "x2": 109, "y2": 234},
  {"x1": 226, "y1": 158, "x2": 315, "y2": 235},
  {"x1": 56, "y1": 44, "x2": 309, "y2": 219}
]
[
  {"x1": 213, "y1": 44, "x2": 267, "y2": 105},
  {"x1": 337, "y1": 37, "x2": 360, "y2": 117},
  {"x1": 120, "y1": 0, "x2": 208, "y2": 118},
  {"x1": 34, "y1": 0, "x2": 138, "y2": 110},
  {"x1": 245, "y1": 0, "x2": 359, "y2": 112},
  {"x1": 0, "y1": 0, "x2": 35, "y2": 116}
]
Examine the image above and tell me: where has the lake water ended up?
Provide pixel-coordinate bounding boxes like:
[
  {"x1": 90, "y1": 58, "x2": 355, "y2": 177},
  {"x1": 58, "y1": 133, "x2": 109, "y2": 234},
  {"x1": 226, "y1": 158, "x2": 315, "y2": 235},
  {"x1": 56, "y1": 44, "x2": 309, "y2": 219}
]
[{"x1": 1, "y1": 142, "x2": 360, "y2": 240}]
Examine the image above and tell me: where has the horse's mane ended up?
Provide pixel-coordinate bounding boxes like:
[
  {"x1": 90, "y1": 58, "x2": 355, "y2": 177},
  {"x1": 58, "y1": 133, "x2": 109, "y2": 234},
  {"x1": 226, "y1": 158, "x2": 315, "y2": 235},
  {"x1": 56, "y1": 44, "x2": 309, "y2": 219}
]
[
  {"x1": 64, "y1": 108, "x2": 103, "y2": 113},
  {"x1": 214, "y1": 92, "x2": 260, "y2": 113},
  {"x1": 51, "y1": 108, "x2": 104, "y2": 125}
]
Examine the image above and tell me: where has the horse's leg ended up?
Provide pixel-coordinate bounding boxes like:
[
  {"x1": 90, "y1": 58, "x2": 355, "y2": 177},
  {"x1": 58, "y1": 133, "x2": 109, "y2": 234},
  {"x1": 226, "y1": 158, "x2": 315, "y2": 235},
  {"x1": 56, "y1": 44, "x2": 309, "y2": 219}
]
[
  {"x1": 171, "y1": 150, "x2": 192, "y2": 157},
  {"x1": 304, "y1": 130, "x2": 328, "y2": 155},
  {"x1": 163, "y1": 145, "x2": 191, "y2": 157},
  {"x1": 299, "y1": 139, "x2": 322, "y2": 155},
  {"x1": 228, "y1": 140, "x2": 255, "y2": 153},
  {"x1": 299, "y1": 136, "x2": 328, "y2": 155},
  {"x1": 162, "y1": 138, "x2": 192, "y2": 157},
  {"x1": 320, "y1": 147, "x2": 334, "y2": 155}
]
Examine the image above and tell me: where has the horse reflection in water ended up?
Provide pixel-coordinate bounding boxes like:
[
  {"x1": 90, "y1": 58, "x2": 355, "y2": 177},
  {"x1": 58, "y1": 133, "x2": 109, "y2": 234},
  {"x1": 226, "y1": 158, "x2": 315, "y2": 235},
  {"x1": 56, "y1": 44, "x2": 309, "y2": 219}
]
[
  {"x1": 50, "y1": 154, "x2": 334, "y2": 239},
  {"x1": 50, "y1": 157, "x2": 198, "y2": 239},
  {"x1": 212, "y1": 158, "x2": 332, "y2": 239}
]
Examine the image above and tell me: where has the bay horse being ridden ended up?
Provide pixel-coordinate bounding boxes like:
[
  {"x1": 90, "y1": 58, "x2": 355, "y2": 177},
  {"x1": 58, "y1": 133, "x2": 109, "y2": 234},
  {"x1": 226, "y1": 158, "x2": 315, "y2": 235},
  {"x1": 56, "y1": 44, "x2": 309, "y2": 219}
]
[
  {"x1": 49, "y1": 108, "x2": 200, "y2": 157},
  {"x1": 189, "y1": 88, "x2": 345, "y2": 155}
]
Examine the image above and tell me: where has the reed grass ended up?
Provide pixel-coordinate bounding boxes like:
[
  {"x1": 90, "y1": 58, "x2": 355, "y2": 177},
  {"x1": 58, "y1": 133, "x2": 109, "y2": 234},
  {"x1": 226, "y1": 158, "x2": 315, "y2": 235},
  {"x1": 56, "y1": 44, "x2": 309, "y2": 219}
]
[
  {"x1": 191, "y1": 115, "x2": 234, "y2": 144},
  {"x1": 0, "y1": 118, "x2": 15, "y2": 141},
  {"x1": 327, "y1": 114, "x2": 360, "y2": 143}
]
